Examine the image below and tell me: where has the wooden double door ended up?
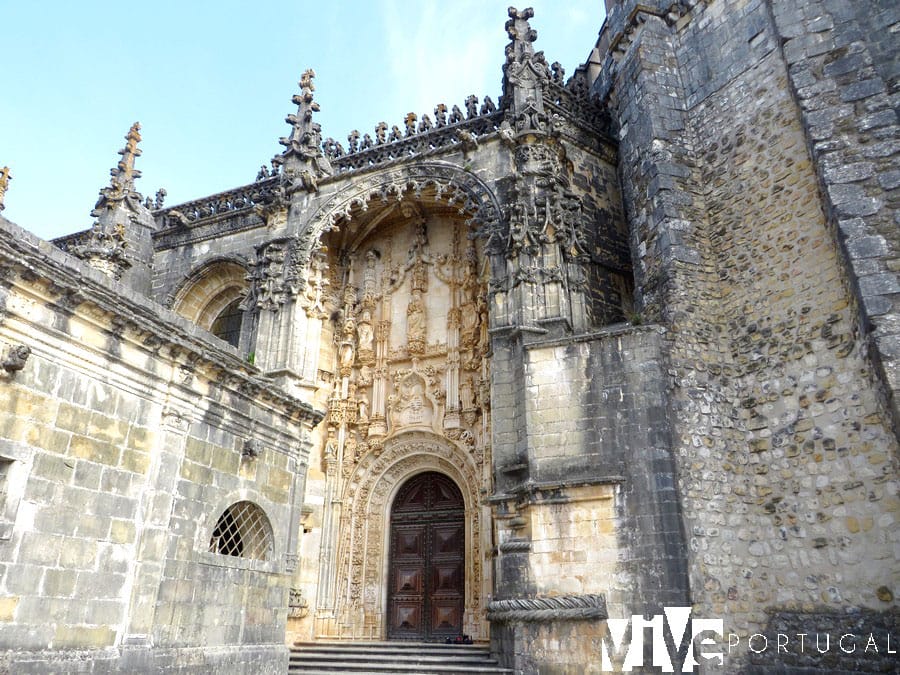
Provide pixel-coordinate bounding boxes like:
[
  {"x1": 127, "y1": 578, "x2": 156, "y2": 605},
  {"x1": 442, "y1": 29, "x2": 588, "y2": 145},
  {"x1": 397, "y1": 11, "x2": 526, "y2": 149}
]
[{"x1": 387, "y1": 472, "x2": 465, "y2": 640}]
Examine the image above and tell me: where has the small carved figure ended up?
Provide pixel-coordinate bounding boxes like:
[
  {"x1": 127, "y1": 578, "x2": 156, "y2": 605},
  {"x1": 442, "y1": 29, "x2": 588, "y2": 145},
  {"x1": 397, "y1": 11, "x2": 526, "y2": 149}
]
[
  {"x1": 460, "y1": 374, "x2": 476, "y2": 410},
  {"x1": 340, "y1": 314, "x2": 356, "y2": 370},
  {"x1": 465, "y1": 95, "x2": 479, "y2": 119},
  {"x1": 361, "y1": 133, "x2": 374, "y2": 150},
  {"x1": 551, "y1": 61, "x2": 565, "y2": 83},
  {"x1": 480, "y1": 96, "x2": 497, "y2": 115},
  {"x1": 358, "y1": 365, "x2": 373, "y2": 386},
  {"x1": 418, "y1": 114, "x2": 433, "y2": 133},
  {"x1": 357, "y1": 309, "x2": 374, "y2": 353},
  {"x1": 449, "y1": 105, "x2": 464, "y2": 124},
  {"x1": 457, "y1": 129, "x2": 478, "y2": 152},
  {"x1": 406, "y1": 290, "x2": 426, "y2": 352},
  {"x1": 375, "y1": 122, "x2": 387, "y2": 145},
  {"x1": 2, "y1": 344, "x2": 31, "y2": 373},
  {"x1": 460, "y1": 428, "x2": 476, "y2": 449},
  {"x1": 476, "y1": 294, "x2": 489, "y2": 349},
  {"x1": 388, "y1": 125, "x2": 402, "y2": 143},
  {"x1": 358, "y1": 397, "x2": 369, "y2": 424},
  {"x1": 361, "y1": 250, "x2": 379, "y2": 300},
  {"x1": 347, "y1": 130, "x2": 360, "y2": 153},
  {"x1": 434, "y1": 103, "x2": 448, "y2": 127},
  {"x1": 411, "y1": 259, "x2": 428, "y2": 294},
  {"x1": 154, "y1": 188, "x2": 167, "y2": 209},
  {"x1": 412, "y1": 219, "x2": 428, "y2": 253},
  {"x1": 256, "y1": 164, "x2": 270, "y2": 181},
  {"x1": 460, "y1": 299, "x2": 479, "y2": 349},
  {"x1": 404, "y1": 112, "x2": 417, "y2": 136},
  {"x1": 324, "y1": 427, "x2": 337, "y2": 461}
]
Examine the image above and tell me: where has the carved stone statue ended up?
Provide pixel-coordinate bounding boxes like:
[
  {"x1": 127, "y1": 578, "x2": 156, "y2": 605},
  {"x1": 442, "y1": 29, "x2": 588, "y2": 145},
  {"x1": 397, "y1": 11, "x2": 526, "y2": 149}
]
[
  {"x1": 324, "y1": 427, "x2": 337, "y2": 462},
  {"x1": 363, "y1": 250, "x2": 378, "y2": 300},
  {"x1": 411, "y1": 259, "x2": 428, "y2": 294},
  {"x1": 340, "y1": 314, "x2": 356, "y2": 371},
  {"x1": 406, "y1": 290, "x2": 426, "y2": 354},
  {"x1": 358, "y1": 396, "x2": 369, "y2": 424},
  {"x1": 460, "y1": 299, "x2": 478, "y2": 350},
  {"x1": 460, "y1": 374, "x2": 476, "y2": 411},
  {"x1": 357, "y1": 308, "x2": 374, "y2": 355},
  {"x1": 2, "y1": 344, "x2": 31, "y2": 373}
]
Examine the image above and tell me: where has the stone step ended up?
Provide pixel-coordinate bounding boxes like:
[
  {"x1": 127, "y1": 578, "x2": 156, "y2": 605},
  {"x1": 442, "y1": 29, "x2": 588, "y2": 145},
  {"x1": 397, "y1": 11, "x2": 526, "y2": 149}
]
[{"x1": 288, "y1": 641, "x2": 513, "y2": 674}]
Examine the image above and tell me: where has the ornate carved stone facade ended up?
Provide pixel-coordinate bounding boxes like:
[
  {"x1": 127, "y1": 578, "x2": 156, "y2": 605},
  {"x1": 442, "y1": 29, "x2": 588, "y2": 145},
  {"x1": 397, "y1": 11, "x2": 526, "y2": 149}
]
[{"x1": 1, "y1": 2, "x2": 897, "y2": 674}]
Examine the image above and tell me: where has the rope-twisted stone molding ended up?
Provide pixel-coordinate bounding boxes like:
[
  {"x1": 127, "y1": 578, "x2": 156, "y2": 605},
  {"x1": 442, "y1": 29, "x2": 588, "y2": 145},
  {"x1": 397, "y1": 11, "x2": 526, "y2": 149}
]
[
  {"x1": 486, "y1": 594, "x2": 607, "y2": 623},
  {"x1": 498, "y1": 538, "x2": 531, "y2": 553}
]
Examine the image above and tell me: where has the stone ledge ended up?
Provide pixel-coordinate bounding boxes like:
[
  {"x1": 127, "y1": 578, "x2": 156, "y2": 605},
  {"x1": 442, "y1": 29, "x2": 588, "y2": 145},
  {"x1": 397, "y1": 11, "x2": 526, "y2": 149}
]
[
  {"x1": 0, "y1": 644, "x2": 289, "y2": 674},
  {"x1": 0, "y1": 214, "x2": 324, "y2": 428}
]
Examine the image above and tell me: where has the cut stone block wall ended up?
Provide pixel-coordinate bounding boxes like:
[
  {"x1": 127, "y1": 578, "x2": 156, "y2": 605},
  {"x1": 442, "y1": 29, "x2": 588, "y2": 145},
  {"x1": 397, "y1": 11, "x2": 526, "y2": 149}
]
[
  {"x1": 490, "y1": 326, "x2": 689, "y2": 671},
  {"x1": 0, "y1": 216, "x2": 321, "y2": 673}
]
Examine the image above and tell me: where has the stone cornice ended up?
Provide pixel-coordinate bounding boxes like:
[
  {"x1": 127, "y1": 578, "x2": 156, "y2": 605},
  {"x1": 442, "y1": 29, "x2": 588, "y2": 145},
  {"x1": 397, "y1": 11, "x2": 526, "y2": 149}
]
[{"x1": 0, "y1": 215, "x2": 325, "y2": 428}]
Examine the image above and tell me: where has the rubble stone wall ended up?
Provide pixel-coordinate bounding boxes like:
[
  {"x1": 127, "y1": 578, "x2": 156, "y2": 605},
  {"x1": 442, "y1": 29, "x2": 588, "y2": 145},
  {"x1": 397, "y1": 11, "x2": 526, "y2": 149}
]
[{"x1": 593, "y1": 0, "x2": 899, "y2": 670}]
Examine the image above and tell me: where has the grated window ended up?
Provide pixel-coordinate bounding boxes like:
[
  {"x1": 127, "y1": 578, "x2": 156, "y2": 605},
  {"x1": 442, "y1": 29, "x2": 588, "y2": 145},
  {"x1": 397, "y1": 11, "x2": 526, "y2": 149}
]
[
  {"x1": 210, "y1": 298, "x2": 243, "y2": 348},
  {"x1": 209, "y1": 501, "x2": 273, "y2": 561}
]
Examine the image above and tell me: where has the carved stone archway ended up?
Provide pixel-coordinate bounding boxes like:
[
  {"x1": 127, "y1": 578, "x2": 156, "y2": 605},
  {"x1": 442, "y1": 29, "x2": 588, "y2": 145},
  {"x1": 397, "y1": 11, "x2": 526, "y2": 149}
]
[
  {"x1": 326, "y1": 431, "x2": 489, "y2": 641},
  {"x1": 169, "y1": 258, "x2": 249, "y2": 330},
  {"x1": 306, "y1": 161, "x2": 503, "y2": 248}
]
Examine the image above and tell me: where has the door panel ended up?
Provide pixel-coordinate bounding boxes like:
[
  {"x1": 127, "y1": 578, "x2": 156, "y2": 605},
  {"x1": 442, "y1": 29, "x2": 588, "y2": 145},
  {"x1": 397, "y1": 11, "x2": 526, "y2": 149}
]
[{"x1": 387, "y1": 472, "x2": 465, "y2": 640}]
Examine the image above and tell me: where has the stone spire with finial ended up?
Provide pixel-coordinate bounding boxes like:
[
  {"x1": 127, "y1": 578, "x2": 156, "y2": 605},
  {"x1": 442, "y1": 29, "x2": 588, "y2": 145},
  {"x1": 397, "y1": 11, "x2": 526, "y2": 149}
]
[
  {"x1": 501, "y1": 7, "x2": 551, "y2": 137},
  {"x1": 0, "y1": 166, "x2": 10, "y2": 212},
  {"x1": 71, "y1": 122, "x2": 156, "y2": 293},
  {"x1": 272, "y1": 68, "x2": 332, "y2": 192}
]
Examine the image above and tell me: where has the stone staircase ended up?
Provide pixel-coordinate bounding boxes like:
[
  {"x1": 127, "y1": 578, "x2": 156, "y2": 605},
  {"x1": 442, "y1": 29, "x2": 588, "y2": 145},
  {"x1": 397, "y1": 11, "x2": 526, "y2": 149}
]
[{"x1": 288, "y1": 641, "x2": 513, "y2": 674}]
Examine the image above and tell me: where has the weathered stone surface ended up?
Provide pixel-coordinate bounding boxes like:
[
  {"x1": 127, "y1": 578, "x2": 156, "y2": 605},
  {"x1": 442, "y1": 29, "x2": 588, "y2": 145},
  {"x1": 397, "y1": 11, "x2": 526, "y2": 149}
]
[{"x1": 1, "y1": 3, "x2": 897, "y2": 674}]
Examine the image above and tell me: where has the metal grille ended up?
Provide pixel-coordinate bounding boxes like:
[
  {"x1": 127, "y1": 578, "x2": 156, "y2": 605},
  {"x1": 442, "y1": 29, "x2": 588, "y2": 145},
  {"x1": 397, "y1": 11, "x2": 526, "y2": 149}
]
[
  {"x1": 209, "y1": 501, "x2": 273, "y2": 561},
  {"x1": 210, "y1": 298, "x2": 243, "y2": 348}
]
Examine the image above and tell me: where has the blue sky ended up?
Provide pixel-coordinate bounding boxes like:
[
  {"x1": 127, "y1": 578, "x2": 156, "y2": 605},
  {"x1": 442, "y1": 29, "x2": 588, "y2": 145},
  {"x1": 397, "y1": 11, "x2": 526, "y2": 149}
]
[{"x1": 1, "y1": 2, "x2": 606, "y2": 240}]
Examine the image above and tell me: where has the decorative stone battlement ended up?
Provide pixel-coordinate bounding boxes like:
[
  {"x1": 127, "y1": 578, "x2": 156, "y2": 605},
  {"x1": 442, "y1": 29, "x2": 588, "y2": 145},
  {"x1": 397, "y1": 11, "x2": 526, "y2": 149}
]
[
  {"x1": 327, "y1": 107, "x2": 503, "y2": 173},
  {"x1": 152, "y1": 177, "x2": 282, "y2": 228},
  {"x1": 149, "y1": 69, "x2": 608, "y2": 229}
]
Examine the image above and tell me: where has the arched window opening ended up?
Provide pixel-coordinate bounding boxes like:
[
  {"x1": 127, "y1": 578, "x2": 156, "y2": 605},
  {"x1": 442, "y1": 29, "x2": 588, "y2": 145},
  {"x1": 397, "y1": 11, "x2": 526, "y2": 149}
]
[
  {"x1": 210, "y1": 298, "x2": 243, "y2": 348},
  {"x1": 209, "y1": 501, "x2": 273, "y2": 561},
  {"x1": 171, "y1": 260, "x2": 250, "y2": 349}
]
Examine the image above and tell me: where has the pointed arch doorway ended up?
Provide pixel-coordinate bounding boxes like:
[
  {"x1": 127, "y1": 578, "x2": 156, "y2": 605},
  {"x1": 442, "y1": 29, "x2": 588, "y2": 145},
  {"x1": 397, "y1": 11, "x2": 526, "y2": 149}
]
[{"x1": 387, "y1": 471, "x2": 465, "y2": 640}]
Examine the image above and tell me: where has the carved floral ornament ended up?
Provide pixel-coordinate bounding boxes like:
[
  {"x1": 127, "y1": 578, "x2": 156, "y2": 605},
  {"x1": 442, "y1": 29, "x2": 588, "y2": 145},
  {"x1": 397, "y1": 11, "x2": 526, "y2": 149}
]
[{"x1": 242, "y1": 229, "x2": 317, "y2": 312}]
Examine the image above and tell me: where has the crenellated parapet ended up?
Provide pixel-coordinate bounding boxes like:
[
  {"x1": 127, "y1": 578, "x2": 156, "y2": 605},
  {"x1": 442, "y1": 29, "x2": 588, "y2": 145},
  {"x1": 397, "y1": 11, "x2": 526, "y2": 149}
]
[
  {"x1": 324, "y1": 97, "x2": 502, "y2": 173},
  {"x1": 153, "y1": 178, "x2": 282, "y2": 229}
]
